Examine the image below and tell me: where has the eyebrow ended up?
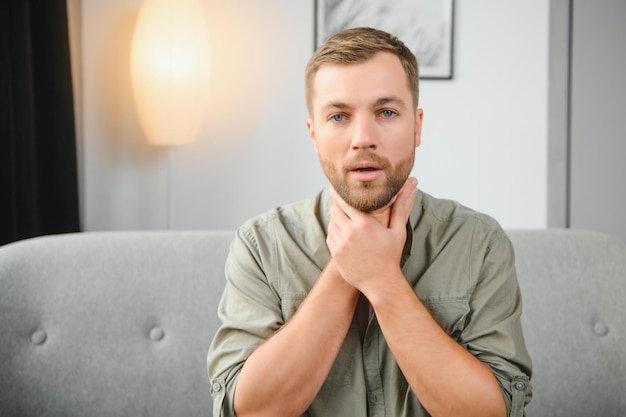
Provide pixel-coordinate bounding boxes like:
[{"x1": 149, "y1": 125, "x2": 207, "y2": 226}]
[
  {"x1": 373, "y1": 96, "x2": 407, "y2": 109},
  {"x1": 320, "y1": 96, "x2": 407, "y2": 112},
  {"x1": 321, "y1": 101, "x2": 351, "y2": 112}
]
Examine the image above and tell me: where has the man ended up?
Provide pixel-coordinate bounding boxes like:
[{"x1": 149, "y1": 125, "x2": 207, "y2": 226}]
[{"x1": 207, "y1": 27, "x2": 532, "y2": 417}]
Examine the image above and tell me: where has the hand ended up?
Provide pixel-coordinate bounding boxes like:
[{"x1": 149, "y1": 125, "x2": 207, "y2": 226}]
[{"x1": 326, "y1": 177, "x2": 418, "y2": 293}]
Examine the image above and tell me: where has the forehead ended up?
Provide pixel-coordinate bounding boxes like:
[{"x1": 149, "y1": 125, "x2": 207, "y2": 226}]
[{"x1": 312, "y1": 52, "x2": 410, "y2": 108}]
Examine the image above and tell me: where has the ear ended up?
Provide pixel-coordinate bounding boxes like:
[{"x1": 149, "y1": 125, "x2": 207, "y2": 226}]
[
  {"x1": 306, "y1": 117, "x2": 319, "y2": 155},
  {"x1": 414, "y1": 108, "x2": 424, "y2": 148}
]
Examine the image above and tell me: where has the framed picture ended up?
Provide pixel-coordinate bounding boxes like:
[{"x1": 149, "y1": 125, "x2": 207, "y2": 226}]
[{"x1": 315, "y1": 0, "x2": 455, "y2": 79}]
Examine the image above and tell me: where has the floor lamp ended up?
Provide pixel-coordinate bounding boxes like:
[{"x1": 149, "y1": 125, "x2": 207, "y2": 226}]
[{"x1": 130, "y1": 0, "x2": 211, "y2": 229}]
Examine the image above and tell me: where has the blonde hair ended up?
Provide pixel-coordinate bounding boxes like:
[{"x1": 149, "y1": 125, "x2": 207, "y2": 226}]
[{"x1": 305, "y1": 27, "x2": 419, "y2": 115}]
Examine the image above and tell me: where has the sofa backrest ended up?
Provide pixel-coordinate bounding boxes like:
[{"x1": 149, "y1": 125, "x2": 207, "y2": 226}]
[
  {"x1": 0, "y1": 231, "x2": 234, "y2": 417},
  {"x1": 507, "y1": 229, "x2": 626, "y2": 417},
  {"x1": 1, "y1": 229, "x2": 625, "y2": 417}
]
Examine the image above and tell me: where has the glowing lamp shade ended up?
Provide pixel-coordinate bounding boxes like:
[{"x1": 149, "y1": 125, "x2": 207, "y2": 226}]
[{"x1": 131, "y1": 0, "x2": 210, "y2": 146}]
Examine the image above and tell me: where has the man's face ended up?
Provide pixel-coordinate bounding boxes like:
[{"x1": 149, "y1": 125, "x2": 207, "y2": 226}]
[{"x1": 306, "y1": 52, "x2": 423, "y2": 213}]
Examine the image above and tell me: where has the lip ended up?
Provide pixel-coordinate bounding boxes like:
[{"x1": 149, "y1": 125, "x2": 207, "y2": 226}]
[
  {"x1": 348, "y1": 161, "x2": 384, "y2": 182},
  {"x1": 350, "y1": 161, "x2": 383, "y2": 171}
]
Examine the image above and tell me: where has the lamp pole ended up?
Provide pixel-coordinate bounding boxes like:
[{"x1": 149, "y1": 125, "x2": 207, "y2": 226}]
[{"x1": 166, "y1": 147, "x2": 175, "y2": 230}]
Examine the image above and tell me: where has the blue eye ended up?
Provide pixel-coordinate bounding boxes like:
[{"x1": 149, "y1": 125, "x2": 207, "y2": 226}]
[
  {"x1": 331, "y1": 114, "x2": 345, "y2": 122},
  {"x1": 380, "y1": 109, "x2": 396, "y2": 118}
]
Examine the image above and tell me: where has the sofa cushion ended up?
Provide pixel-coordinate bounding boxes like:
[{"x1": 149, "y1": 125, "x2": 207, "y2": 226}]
[
  {"x1": 1, "y1": 229, "x2": 625, "y2": 417},
  {"x1": 508, "y1": 229, "x2": 626, "y2": 417},
  {"x1": 0, "y1": 231, "x2": 233, "y2": 417}
]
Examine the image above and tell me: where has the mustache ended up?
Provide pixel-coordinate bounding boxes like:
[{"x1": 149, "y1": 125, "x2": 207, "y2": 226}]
[{"x1": 342, "y1": 151, "x2": 391, "y2": 171}]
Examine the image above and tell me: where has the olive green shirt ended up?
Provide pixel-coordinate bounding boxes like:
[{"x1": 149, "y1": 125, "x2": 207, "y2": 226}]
[{"x1": 207, "y1": 188, "x2": 532, "y2": 416}]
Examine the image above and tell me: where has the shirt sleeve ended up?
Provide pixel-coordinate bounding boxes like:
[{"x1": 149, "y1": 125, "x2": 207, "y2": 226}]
[
  {"x1": 206, "y1": 226, "x2": 284, "y2": 417},
  {"x1": 461, "y1": 227, "x2": 533, "y2": 416}
]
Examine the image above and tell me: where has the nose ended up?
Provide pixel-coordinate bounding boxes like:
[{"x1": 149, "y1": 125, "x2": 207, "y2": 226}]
[{"x1": 350, "y1": 116, "x2": 377, "y2": 151}]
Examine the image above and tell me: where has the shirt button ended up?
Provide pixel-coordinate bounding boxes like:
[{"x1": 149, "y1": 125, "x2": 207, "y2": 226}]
[
  {"x1": 514, "y1": 381, "x2": 526, "y2": 391},
  {"x1": 212, "y1": 382, "x2": 222, "y2": 392}
]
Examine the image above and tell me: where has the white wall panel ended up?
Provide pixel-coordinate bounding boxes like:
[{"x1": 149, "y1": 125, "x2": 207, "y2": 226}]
[{"x1": 80, "y1": 0, "x2": 549, "y2": 231}]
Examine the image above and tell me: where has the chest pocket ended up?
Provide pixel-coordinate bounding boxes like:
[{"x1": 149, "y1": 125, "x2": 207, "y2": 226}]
[
  {"x1": 422, "y1": 298, "x2": 470, "y2": 341},
  {"x1": 280, "y1": 293, "x2": 307, "y2": 322},
  {"x1": 280, "y1": 292, "x2": 356, "y2": 391}
]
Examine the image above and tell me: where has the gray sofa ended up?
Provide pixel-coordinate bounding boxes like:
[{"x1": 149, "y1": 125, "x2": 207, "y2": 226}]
[{"x1": 0, "y1": 229, "x2": 625, "y2": 416}]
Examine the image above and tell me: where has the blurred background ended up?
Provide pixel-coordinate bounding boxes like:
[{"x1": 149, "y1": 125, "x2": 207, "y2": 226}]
[{"x1": 3, "y1": 0, "x2": 625, "y2": 244}]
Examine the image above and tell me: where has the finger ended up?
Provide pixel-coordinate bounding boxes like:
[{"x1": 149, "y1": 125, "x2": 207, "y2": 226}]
[
  {"x1": 328, "y1": 202, "x2": 350, "y2": 231},
  {"x1": 329, "y1": 188, "x2": 359, "y2": 222},
  {"x1": 326, "y1": 222, "x2": 338, "y2": 251}
]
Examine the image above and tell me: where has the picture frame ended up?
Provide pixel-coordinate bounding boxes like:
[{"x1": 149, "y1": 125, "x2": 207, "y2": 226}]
[{"x1": 314, "y1": 0, "x2": 455, "y2": 79}]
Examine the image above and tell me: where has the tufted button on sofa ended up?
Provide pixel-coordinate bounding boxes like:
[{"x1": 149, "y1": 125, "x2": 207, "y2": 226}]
[{"x1": 0, "y1": 229, "x2": 625, "y2": 416}]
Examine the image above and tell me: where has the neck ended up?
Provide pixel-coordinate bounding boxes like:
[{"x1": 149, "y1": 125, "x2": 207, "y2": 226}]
[{"x1": 368, "y1": 206, "x2": 392, "y2": 227}]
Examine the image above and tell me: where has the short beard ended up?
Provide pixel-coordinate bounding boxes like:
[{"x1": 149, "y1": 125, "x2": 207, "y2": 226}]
[{"x1": 321, "y1": 151, "x2": 415, "y2": 213}]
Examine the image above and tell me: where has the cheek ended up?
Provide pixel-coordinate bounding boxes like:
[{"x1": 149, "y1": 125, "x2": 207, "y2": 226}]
[
  {"x1": 314, "y1": 131, "x2": 346, "y2": 157},
  {"x1": 390, "y1": 138, "x2": 415, "y2": 158}
]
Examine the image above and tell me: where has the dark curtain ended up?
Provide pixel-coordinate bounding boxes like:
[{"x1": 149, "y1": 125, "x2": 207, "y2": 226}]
[{"x1": 0, "y1": 0, "x2": 81, "y2": 246}]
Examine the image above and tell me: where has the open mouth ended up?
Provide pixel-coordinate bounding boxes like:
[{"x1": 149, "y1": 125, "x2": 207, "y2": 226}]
[
  {"x1": 350, "y1": 161, "x2": 383, "y2": 172},
  {"x1": 348, "y1": 161, "x2": 384, "y2": 182}
]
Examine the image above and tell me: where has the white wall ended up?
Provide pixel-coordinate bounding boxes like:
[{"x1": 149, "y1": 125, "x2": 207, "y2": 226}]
[
  {"x1": 79, "y1": 0, "x2": 549, "y2": 232},
  {"x1": 416, "y1": 1, "x2": 549, "y2": 228}
]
